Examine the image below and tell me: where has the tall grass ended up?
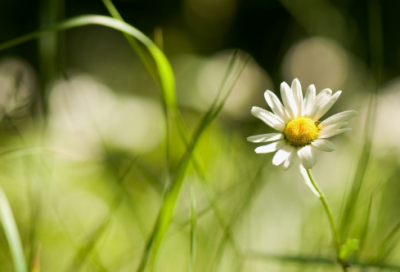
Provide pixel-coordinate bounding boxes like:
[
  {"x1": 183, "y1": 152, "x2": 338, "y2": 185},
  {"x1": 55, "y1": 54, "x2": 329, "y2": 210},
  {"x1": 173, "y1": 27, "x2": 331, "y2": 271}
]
[{"x1": 0, "y1": 1, "x2": 399, "y2": 272}]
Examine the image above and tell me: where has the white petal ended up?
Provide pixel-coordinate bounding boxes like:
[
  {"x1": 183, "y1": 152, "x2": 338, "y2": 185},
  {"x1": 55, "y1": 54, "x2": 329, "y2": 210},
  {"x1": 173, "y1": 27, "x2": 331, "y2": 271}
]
[
  {"x1": 272, "y1": 145, "x2": 294, "y2": 166},
  {"x1": 264, "y1": 91, "x2": 290, "y2": 122},
  {"x1": 309, "y1": 88, "x2": 332, "y2": 120},
  {"x1": 297, "y1": 145, "x2": 318, "y2": 169},
  {"x1": 280, "y1": 82, "x2": 297, "y2": 119},
  {"x1": 319, "y1": 110, "x2": 358, "y2": 128},
  {"x1": 255, "y1": 140, "x2": 286, "y2": 154},
  {"x1": 247, "y1": 133, "x2": 284, "y2": 143},
  {"x1": 299, "y1": 164, "x2": 321, "y2": 198},
  {"x1": 319, "y1": 122, "x2": 348, "y2": 136},
  {"x1": 251, "y1": 107, "x2": 286, "y2": 131},
  {"x1": 319, "y1": 128, "x2": 352, "y2": 139},
  {"x1": 311, "y1": 139, "x2": 335, "y2": 152},
  {"x1": 313, "y1": 91, "x2": 342, "y2": 120},
  {"x1": 304, "y1": 84, "x2": 316, "y2": 116},
  {"x1": 291, "y1": 78, "x2": 303, "y2": 117},
  {"x1": 282, "y1": 147, "x2": 297, "y2": 170}
]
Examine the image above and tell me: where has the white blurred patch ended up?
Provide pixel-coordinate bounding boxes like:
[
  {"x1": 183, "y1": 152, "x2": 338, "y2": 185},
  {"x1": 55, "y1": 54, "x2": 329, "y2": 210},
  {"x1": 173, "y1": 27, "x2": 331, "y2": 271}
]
[
  {"x1": 104, "y1": 97, "x2": 165, "y2": 153},
  {"x1": 196, "y1": 50, "x2": 273, "y2": 119},
  {"x1": 282, "y1": 37, "x2": 348, "y2": 91},
  {"x1": 47, "y1": 73, "x2": 165, "y2": 159},
  {"x1": 374, "y1": 78, "x2": 400, "y2": 154},
  {"x1": 0, "y1": 57, "x2": 36, "y2": 117}
]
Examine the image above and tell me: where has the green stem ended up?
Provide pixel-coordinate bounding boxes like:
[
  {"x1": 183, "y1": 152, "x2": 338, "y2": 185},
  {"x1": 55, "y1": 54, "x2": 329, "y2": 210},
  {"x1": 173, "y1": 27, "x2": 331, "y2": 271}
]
[{"x1": 306, "y1": 169, "x2": 347, "y2": 271}]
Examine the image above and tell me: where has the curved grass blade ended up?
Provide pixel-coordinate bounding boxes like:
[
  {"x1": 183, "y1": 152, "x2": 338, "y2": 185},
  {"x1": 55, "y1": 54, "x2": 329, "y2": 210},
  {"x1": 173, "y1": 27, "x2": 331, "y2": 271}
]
[
  {"x1": 99, "y1": 6, "x2": 249, "y2": 267},
  {"x1": 191, "y1": 53, "x2": 252, "y2": 272},
  {"x1": 0, "y1": 183, "x2": 27, "y2": 272},
  {"x1": 101, "y1": 0, "x2": 160, "y2": 88},
  {"x1": 136, "y1": 52, "x2": 249, "y2": 272},
  {"x1": 136, "y1": 116, "x2": 209, "y2": 272},
  {"x1": 0, "y1": 15, "x2": 177, "y2": 113},
  {"x1": 100, "y1": 0, "x2": 173, "y2": 192}
]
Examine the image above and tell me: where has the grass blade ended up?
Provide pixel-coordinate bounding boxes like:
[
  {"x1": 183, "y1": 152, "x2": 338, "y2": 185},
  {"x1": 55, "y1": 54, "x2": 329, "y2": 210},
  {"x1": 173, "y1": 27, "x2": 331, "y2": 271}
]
[
  {"x1": 0, "y1": 183, "x2": 27, "y2": 272},
  {"x1": 208, "y1": 160, "x2": 268, "y2": 272},
  {"x1": 357, "y1": 195, "x2": 373, "y2": 260},
  {"x1": 66, "y1": 159, "x2": 137, "y2": 271},
  {"x1": 0, "y1": 15, "x2": 177, "y2": 113},
  {"x1": 339, "y1": 0, "x2": 382, "y2": 241},
  {"x1": 375, "y1": 220, "x2": 400, "y2": 263},
  {"x1": 136, "y1": 52, "x2": 248, "y2": 272},
  {"x1": 135, "y1": 115, "x2": 210, "y2": 272},
  {"x1": 67, "y1": 219, "x2": 109, "y2": 272},
  {"x1": 101, "y1": 0, "x2": 160, "y2": 89}
]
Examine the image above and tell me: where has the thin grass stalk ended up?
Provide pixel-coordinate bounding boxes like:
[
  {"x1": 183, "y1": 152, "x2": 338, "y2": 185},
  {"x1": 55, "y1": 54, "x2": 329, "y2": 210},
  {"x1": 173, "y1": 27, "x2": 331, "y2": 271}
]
[
  {"x1": 136, "y1": 51, "x2": 249, "y2": 272},
  {"x1": 101, "y1": 0, "x2": 160, "y2": 86},
  {"x1": 0, "y1": 15, "x2": 177, "y2": 114},
  {"x1": 100, "y1": 0, "x2": 172, "y2": 190},
  {"x1": 305, "y1": 169, "x2": 348, "y2": 271},
  {"x1": 38, "y1": 0, "x2": 59, "y2": 116},
  {"x1": 0, "y1": 15, "x2": 206, "y2": 271},
  {"x1": 0, "y1": 183, "x2": 27, "y2": 272},
  {"x1": 97, "y1": 7, "x2": 250, "y2": 268},
  {"x1": 171, "y1": 180, "x2": 244, "y2": 235},
  {"x1": 375, "y1": 220, "x2": 400, "y2": 263},
  {"x1": 306, "y1": 170, "x2": 340, "y2": 252},
  {"x1": 136, "y1": 83, "x2": 233, "y2": 272},
  {"x1": 339, "y1": 0, "x2": 382, "y2": 241},
  {"x1": 67, "y1": 159, "x2": 137, "y2": 271},
  {"x1": 209, "y1": 161, "x2": 267, "y2": 272},
  {"x1": 356, "y1": 196, "x2": 373, "y2": 261}
]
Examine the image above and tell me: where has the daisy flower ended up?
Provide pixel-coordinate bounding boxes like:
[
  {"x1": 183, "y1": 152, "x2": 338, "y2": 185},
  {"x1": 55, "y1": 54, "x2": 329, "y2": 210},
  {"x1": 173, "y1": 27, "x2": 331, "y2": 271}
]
[{"x1": 248, "y1": 78, "x2": 357, "y2": 170}]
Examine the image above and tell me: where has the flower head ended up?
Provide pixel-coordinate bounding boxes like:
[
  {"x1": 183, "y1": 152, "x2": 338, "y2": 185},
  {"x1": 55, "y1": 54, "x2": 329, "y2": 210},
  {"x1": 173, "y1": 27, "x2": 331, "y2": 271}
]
[{"x1": 248, "y1": 78, "x2": 357, "y2": 170}]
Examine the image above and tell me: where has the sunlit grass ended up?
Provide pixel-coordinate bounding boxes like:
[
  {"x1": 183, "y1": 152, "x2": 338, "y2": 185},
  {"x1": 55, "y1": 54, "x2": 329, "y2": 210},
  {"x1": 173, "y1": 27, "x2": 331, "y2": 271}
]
[{"x1": 0, "y1": 1, "x2": 399, "y2": 272}]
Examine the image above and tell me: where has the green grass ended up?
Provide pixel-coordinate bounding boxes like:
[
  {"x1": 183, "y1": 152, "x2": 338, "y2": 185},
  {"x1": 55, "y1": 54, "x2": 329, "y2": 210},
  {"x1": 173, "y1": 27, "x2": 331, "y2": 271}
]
[{"x1": 0, "y1": 1, "x2": 399, "y2": 271}]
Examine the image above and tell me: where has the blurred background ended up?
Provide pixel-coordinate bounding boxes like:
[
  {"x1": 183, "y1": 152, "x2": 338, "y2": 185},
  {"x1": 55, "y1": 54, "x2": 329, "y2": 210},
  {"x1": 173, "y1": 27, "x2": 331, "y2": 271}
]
[{"x1": 0, "y1": 0, "x2": 399, "y2": 271}]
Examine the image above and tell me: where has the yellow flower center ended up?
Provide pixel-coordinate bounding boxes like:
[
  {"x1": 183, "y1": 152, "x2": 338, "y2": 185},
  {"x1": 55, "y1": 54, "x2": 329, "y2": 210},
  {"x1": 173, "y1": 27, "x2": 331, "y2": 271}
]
[{"x1": 284, "y1": 117, "x2": 319, "y2": 146}]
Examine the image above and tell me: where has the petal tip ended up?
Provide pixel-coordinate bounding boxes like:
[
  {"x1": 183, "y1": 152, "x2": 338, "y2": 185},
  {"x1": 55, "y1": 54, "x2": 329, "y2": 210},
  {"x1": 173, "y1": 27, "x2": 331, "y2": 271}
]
[{"x1": 280, "y1": 81, "x2": 290, "y2": 88}]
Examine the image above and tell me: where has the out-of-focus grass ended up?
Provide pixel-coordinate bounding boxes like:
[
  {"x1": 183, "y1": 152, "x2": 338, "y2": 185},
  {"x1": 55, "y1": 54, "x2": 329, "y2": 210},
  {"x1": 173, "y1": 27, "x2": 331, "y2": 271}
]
[{"x1": 1, "y1": 1, "x2": 400, "y2": 272}]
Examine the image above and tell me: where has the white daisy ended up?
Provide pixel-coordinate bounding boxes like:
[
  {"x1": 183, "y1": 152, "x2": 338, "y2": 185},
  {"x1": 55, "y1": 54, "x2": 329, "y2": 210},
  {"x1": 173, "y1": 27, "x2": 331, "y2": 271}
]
[{"x1": 248, "y1": 78, "x2": 357, "y2": 170}]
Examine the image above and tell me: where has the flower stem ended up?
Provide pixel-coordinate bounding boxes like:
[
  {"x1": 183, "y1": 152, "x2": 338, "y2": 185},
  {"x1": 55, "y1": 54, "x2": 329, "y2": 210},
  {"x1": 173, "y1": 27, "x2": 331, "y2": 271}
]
[{"x1": 306, "y1": 169, "x2": 347, "y2": 270}]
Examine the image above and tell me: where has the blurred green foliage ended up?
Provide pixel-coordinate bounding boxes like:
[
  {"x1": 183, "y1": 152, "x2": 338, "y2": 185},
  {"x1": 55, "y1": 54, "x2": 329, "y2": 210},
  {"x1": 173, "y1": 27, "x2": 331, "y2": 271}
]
[{"x1": 0, "y1": 0, "x2": 399, "y2": 271}]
